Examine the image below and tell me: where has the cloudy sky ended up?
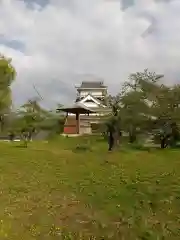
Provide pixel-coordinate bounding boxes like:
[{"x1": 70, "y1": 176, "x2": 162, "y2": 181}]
[{"x1": 0, "y1": 0, "x2": 180, "y2": 109}]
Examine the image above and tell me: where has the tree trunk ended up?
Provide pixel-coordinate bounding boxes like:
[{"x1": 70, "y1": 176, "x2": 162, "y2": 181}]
[
  {"x1": 129, "y1": 124, "x2": 136, "y2": 143},
  {"x1": 170, "y1": 122, "x2": 179, "y2": 147},
  {"x1": 113, "y1": 131, "x2": 120, "y2": 148},
  {"x1": 0, "y1": 115, "x2": 4, "y2": 132},
  {"x1": 161, "y1": 138, "x2": 165, "y2": 149}
]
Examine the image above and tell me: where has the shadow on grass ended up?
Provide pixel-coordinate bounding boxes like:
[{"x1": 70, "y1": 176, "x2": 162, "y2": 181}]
[
  {"x1": 72, "y1": 144, "x2": 93, "y2": 153},
  {"x1": 13, "y1": 145, "x2": 28, "y2": 149},
  {"x1": 123, "y1": 143, "x2": 161, "y2": 152}
]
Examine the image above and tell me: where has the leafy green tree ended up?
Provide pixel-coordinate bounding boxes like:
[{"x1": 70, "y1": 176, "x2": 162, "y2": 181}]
[
  {"x1": 122, "y1": 69, "x2": 180, "y2": 147},
  {"x1": 39, "y1": 103, "x2": 65, "y2": 134},
  {"x1": 106, "y1": 69, "x2": 165, "y2": 143},
  {"x1": 150, "y1": 84, "x2": 180, "y2": 147},
  {"x1": 107, "y1": 94, "x2": 121, "y2": 116},
  {"x1": 0, "y1": 54, "x2": 16, "y2": 88},
  {"x1": 12, "y1": 99, "x2": 49, "y2": 140},
  {"x1": 105, "y1": 68, "x2": 180, "y2": 147},
  {"x1": 0, "y1": 55, "x2": 16, "y2": 132}
]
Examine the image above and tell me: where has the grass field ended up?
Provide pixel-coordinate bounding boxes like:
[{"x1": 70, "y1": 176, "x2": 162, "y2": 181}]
[{"x1": 0, "y1": 136, "x2": 180, "y2": 239}]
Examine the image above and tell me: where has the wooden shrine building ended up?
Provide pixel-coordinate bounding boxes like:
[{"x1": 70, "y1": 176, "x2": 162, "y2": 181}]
[{"x1": 58, "y1": 103, "x2": 95, "y2": 135}]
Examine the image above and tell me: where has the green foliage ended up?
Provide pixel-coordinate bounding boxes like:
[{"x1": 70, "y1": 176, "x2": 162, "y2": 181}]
[
  {"x1": 0, "y1": 55, "x2": 16, "y2": 110},
  {"x1": 18, "y1": 99, "x2": 49, "y2": 130},
  {"x1": 40, "y1": 117, "x2": 65, "y2": 139},
  {"x1": 0, "y1": 55, "x2": 16, "y2": 132},
  {"x1": 106, "y1": 69, "x2": 180, "y2": 146},
  {"x1": 0, "y1": 55, "x2": 16, "y2": 88},
  {"x1": 120, "y1": 69, "x2": 161, "y2": 129},
  {"x1": 107, "y1": 94, "x2": 121, "y2": 116}
]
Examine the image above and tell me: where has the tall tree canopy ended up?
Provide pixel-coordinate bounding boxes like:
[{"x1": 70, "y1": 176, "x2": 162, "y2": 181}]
[
  {"x1": 0, "y1": 54, "x2": 16, "y2": 131},
  {"x1": 0, "y1": 55, "x2": 16, "y2": 110},
  {"x1": 106, "y1": 69, "x2": 180, "y2": 145}
]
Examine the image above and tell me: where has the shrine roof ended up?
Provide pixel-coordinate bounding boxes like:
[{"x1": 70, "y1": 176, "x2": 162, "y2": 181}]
[{"x1": 57, "y1": 103, "x2": 96, "y2": 114}]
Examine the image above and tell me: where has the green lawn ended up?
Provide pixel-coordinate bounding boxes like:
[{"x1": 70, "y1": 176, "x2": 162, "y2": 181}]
[{"x1": 0, "y1": 136, "x2": 180, "y2": 239}]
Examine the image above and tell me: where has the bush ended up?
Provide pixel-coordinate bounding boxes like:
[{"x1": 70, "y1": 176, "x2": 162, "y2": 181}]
[{"x1": 39, "y1": 117, "x2": 65, "y2": 134}]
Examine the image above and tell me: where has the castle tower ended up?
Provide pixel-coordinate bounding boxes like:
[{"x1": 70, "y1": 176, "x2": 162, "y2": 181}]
[{"x1": 75, "y1": 81, "x2": 108, "y2": 109}]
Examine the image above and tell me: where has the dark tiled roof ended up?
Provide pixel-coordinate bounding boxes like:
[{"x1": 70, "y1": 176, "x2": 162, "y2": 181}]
[
  {"x1": 57, "y1": 103, "x2": 96, "y2": 114},
  {"x1": 80, "y1": 81, "x2": 106, "y2": 88}
]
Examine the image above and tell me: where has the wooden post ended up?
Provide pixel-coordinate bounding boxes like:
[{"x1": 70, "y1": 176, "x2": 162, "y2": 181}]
[
  {"x1": 63, "y1": 112, "x2": 68, "y2": 134},
  {"x1": 79, "y1": 114, "x2": 81, "y2": 134},
  {"x1": 76, "y1": 113, "x2": 80, "y2": 134}
]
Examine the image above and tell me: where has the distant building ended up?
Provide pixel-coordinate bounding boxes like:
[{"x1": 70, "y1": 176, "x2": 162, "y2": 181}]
[
  {"x1": 63, "y1": 81, "x2": 111, "y2": 135},
  {"x1": 75, "y1": 81, "x2": 108, "y2": 106},
  {"x1": 74, "y1": 81, "x2": 111, "y2": 122},
  {"x1": 75, "y1": 81, "x2": 108, "y2": 111}
]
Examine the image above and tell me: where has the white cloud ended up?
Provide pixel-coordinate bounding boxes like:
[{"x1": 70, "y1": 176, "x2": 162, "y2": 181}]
[{"x1": 0, "y1": 0, "x2": 180, "y2": 108}]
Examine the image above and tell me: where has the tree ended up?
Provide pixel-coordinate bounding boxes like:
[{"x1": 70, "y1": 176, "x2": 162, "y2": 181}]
[
  {"x1": 38, "y1": 104, "x2": 65, "y2": 135},
  {"x1": 120, "y1": 90, "x2": 148, "y2": 143},
  {"x1": 121, "y1": 70, "x2": 166, "y2": 142},
  {"x1": 119, "y1": 69, "x2": 180, "y2": 147},
  {"x1": 109, "y1": 70, "x2": 158, "y2": 143},
  {"x1": 11, "y1": 99, "x2": 49, "y2": 144},
  {"x1": 101, "y1": 69, "x2": 180, "y2": 148},
  {"x1": 106, "y1": 69, "x2": 165, "y2": 144},
  {"x1": 149, "y1": 84, "x2": 180, "y2": 148},
  {"x1": 0, "y1": 55, "x2": 16, "y2": 87},
  {"x1": 107, "y1": 94, "x2": 121, "y2": 116},
  {"x1": 0, "y1": 54, "x2": 16, "y2": 132}
]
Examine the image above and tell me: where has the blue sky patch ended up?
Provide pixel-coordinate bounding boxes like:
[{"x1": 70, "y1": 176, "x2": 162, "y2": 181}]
[
  {"x1": 0, "y1": 36, "x2": 25, "y2": 52},
  {"x1": 155, "y1": 0, "x2": 172, "y2": 3},
  {"x1": 121, "y1": 0, "x2": 134, "y2": 11},
  {"x1": 20, "y1": 0, "x2": 50, "y2": 10}
]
